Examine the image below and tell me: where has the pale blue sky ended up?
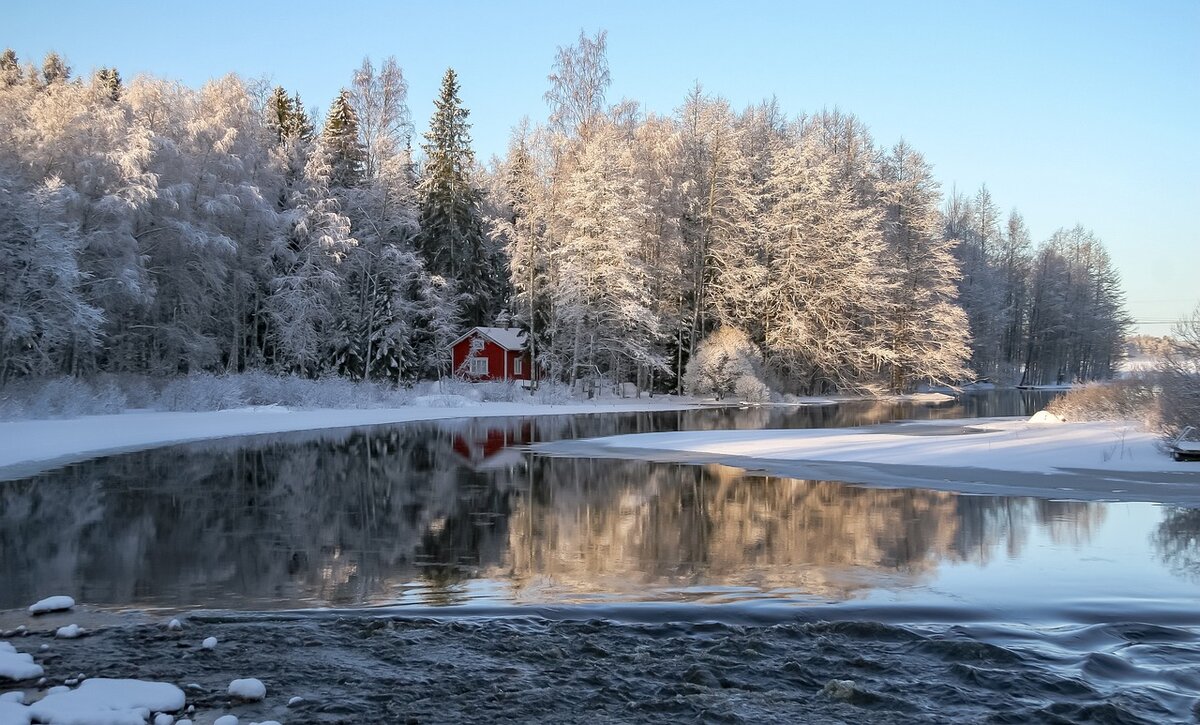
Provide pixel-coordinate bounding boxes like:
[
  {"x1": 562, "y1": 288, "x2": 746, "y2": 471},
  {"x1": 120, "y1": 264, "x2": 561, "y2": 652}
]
[{"x1": 8, "y1": 0, "x2": 1198, "y2": 332}]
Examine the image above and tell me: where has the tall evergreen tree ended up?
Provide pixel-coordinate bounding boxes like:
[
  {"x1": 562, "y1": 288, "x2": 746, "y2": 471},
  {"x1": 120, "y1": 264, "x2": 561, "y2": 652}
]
[
  {"x1": 318, "y1": 90, "x2": 365, "y2": 188},
  {"x1": 1, "y1": 49, "x2": 22, "y2": 88},
  {"x1": 417, "y1": 68, "x2": 494, "y2": 326}
]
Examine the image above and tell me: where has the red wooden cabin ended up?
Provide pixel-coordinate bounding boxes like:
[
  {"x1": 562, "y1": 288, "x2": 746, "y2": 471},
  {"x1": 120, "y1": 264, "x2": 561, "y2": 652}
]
[{"x1": 450, "y1": 327, "x2": 532, "y2": 382}]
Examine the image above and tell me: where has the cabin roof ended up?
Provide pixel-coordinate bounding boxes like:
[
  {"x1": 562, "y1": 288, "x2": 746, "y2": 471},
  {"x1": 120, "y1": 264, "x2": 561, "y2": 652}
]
[{"x1": 450, "y1": 326, "x2": 528, "y2": 351}]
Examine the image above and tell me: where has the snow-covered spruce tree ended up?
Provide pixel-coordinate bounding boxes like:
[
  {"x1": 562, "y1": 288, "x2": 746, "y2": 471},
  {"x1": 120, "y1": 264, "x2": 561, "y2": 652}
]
[
  {"x1": 332, "y1": 57, "x2": 426, "y2": 383},
  {"x1": 417, "y1": 68, "x2": 496, "y2": 327},
  {"x1": 876, "y1": 140, "x2": 970, "y2": 392},
  {"x1": 40, "y1": 52, "x2": 70, "y2": 85},
  {"x1": 683, "y1": 327, "x2": 766, "y2": 400},
  {"x1": 0, "y1": 49, "x2": 20, "y2": 87},
  {"x1": 318, "y1": 90, "x2": 366, "y2": 189},
  {"x1": 265, "y1": 86, "x2": 313, "y2": 146}
]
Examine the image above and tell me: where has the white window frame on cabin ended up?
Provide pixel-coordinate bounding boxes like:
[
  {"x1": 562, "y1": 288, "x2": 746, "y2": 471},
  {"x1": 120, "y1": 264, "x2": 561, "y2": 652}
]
[
  {"x1": 468, "y1": 357, "x2": 489, "y2": 376},
  {"x1": 513, "y1": 357, "x2": 522, "y2": 375}
]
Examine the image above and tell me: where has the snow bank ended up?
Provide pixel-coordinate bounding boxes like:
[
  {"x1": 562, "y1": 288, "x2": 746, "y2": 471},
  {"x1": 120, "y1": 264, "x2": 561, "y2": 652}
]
[
  {"x1": 27, "y1": 679, "x2": 185, "y2": 725},
  {"x1": 0, "y1": 699, "x2": 31, "y2": 725},
  {"x1": 0, "y1": 642, "x2": 42, "y2": 681},
  {"x1": 226, "y1": 678, "x2": 265, "y2": 701},
  {"x1": 28, "y1": 596, "x2": 74, "y2": 615},
  {"x1": 0, "y1": 400, "x2": 701, "y2": 481}
]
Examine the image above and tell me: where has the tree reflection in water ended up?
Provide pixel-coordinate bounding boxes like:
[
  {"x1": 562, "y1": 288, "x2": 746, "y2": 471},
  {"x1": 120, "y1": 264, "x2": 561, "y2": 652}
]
[
  {"x1": 1154, "y1": 508, "x2": 1200, "y2": 583},
  {"x1": 1, "y1": 396, "x2": 1118, "y2": 610}
]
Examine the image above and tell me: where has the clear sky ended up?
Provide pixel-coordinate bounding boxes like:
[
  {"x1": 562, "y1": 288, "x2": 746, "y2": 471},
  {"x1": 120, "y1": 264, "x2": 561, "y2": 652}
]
[{"x1": 8, "y1": 0, "x2": 1198, "y2": 333}]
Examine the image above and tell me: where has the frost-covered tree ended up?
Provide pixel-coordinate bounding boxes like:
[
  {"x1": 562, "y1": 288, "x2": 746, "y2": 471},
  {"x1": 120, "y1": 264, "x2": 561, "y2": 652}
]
[
  {"x1": 876, "y1": 140, "x2": 970, "y2": 392},
  {"x1": 0, "y1": 176, "x2": 103, "y2": 381},
  {"x1": 758, "y1": 130, "x2": 888, "y2": 394},
  {"x1": 417, "y1": 68, "x2": 494, "y2": 326},
  {"x1": 549, "y1": 121, "x2": 662, "y2": 392},
  {"x1": 675, "y1": 86, "x2": 762, "y2": 390},
  {"x1": 545, "y1": 29, "x2": 609, "y2": 140},
  {"x1": 351, "y1": 56, "x2": 410, "y2": 181},
  {"x1": 1159, "y1": 303, "x2": 1200, "y2": 438}
]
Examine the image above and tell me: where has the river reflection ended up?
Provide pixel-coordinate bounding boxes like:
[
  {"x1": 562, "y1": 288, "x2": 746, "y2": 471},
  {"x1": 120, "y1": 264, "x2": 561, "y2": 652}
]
[{"x1": 4, "y1": 399, "x2": 1198, "y2": 615}]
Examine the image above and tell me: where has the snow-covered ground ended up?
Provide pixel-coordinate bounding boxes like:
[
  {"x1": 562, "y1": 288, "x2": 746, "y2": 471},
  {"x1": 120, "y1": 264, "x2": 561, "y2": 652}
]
[
  {"x1": 0, "y1": 398, "x2": 703, "y2": 481},
  {"x1": 537, "y1": 416, "x2": 1200, "y2": 505}
]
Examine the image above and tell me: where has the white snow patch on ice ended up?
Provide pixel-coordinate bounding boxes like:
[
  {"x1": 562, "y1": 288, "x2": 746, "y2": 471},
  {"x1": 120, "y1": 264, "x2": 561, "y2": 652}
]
[
  {"x1": 28, "y1": 596, "x2": 75, "y2": 615},
  {"x1": 227, "y1": 678, "x2": 266, "y2": 701},
  {"x1": 27, "y1": 679, "x2": 185, "y2": 725},
  {"x1": 0, "y1": 642, "x2": 42, "y2": 681}
]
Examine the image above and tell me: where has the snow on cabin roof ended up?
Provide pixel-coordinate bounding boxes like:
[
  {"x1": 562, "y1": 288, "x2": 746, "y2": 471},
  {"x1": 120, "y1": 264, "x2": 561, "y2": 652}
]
[{"x1": 452, "y1": 326, "x2": 528, "y2": 351}]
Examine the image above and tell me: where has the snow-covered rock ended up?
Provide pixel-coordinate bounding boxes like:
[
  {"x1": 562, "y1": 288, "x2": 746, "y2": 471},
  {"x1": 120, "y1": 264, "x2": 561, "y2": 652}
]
[
  {"x1": 201, "y1": 637, "x2": 217, "y2": 650},
  {"x1": 0, "y1": 699, "x2": 31, "y2": 725},
  {"x1": 213, "y1": 716, "x2": 238, "y2": 725},
  {"x1": 286, "y1": 696, "x2": 303, "y2": 707},
  {"x1": 227, "y1": 678, "x2": 266, "y2": 701},
  {"x1": 167, "y1": 619, "x2": 182, "y2": 631},
  {"x1": 1029, "y1": 410, "x2": 1065, "y2": 424},
  {"x1": 28, "y1": 679, "x2": 185, "y2": 725},
  {"x1": 55, "y1": 624, "x2": 83, "y2": 639},
  {"x1": 0, "y1": 692, "x2": 24, "y2": 704},
  {"x1": 0, "y1": 642, "x2": 43, "y2": 681},
  {"x1": 154, "y1": 714, "x2": 174, "y2": 725},
  {"x1": 28, "y1": 596, "x2": 75, "y2": 615}
]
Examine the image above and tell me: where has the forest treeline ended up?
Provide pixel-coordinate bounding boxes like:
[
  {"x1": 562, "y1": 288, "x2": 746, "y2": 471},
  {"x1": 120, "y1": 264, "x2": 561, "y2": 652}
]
[{"x1": 0, "y1": 33, "x2": 1130, "y2": 394}]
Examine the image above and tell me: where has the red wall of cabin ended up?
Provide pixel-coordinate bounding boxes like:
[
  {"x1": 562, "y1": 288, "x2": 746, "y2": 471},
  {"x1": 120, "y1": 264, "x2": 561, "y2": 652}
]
[{"x1": 451, "y1": 332, "x2": 530, "y2": 381}]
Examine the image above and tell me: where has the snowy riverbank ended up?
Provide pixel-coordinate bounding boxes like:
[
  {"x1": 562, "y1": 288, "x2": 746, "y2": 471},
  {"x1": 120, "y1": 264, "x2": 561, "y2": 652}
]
[
  {"x1": 537, "y1": 417, "x2": 1200, "y2": 506},
  {"x1": 0, "y1": 398, "x2": 704, "y2": 481}
]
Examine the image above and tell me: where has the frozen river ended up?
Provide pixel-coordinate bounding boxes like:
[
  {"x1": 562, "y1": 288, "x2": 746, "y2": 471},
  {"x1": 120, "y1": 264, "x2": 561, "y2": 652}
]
[{"x1": 2, "y1": 391, "x2": 1198, "y2": 722}]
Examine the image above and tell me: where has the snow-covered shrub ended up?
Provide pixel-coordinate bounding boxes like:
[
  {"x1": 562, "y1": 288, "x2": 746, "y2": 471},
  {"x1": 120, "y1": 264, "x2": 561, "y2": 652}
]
[
  {"x1": 1045, "y1": 378, "x2": 1158, "y2": 425},
  {"x1": 156, "y1": 373, "x2": 247, "y2": 412},
  {"x1": 684, "y1": 327, "x2": 770, "y2": 401},
  {"x1": 734, "y1": 374, "x2": 771, "y2": 403}
]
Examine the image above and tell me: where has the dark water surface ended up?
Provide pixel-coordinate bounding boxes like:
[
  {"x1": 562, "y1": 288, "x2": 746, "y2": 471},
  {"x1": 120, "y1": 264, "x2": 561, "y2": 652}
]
[{"x1": 3, "y1": 391, "x2": 1200, "y2": 722}]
